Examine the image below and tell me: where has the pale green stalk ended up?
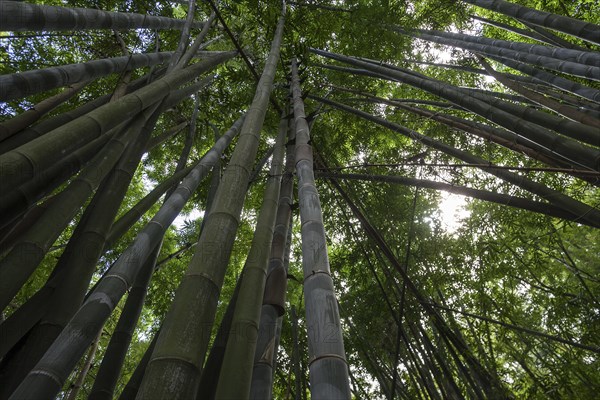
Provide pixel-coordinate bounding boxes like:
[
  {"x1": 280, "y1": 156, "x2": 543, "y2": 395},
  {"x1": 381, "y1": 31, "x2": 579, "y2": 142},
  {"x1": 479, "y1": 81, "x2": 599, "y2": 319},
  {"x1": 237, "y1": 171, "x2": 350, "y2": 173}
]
[
  {"x1": 215, "y1": 114, "x2": 286, "y2": 399},
  {"x1": 136, "y1": 8, "x2": 286, "y2": 399}
]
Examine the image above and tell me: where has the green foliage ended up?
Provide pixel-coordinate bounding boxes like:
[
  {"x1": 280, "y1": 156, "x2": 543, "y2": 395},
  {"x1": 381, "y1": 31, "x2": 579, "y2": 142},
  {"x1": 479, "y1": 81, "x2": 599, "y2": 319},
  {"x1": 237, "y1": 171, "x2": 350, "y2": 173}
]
[{"x1": 1, "y1": 0, "x2": 599, "y2": 398}]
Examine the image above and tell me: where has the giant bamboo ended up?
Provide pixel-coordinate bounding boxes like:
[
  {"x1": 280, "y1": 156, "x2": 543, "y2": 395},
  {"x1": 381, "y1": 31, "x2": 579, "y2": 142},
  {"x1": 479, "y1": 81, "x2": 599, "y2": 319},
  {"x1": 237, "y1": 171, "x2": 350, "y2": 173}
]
[
  {"x1": 0, "y1": 81, "x2": 89, "y2": 141},
  {"x1": 8, "y1": 115, "x2": 245, "y2": 400},
  {"x1": 310, "y1": 49, "x2": 600, "y2": 171},
  {"x1": 0, "y1": 129, "x2": 116, "y2": 230},
  {"x1": 337, "y1": 88, "x2": 570, "y2": 169},
  {"x1": 0, "y1": 51, "x2": 236, "y2": 193},
  {"x1": 399, "y1": 28, "x2": 600, "y2": 81},
  {"x1": 88, "y1": 93, "x2": 204, "y2": 400},
  {"x1": 488, "y1": 55, "x2": 600, "y2": 104},
  {"x1": 136, "y1": 8, "x2": 286, "y2": 399},
  {"x1": 0, "y1": 51, "x2": 174, "y2": 102},
  {"x1": 477, "y1": 56, "x2": 600, "y2": 131},
  {"x1": 356, "y1": 60, "x2": 600, "y2": 148},
  {"x1": 0, "y1": 1, "x2": 204, "y2": 32},
  {"x1": 250, "y1": 118, "x2": 296, "y2": 399},
  {"x1": 0, "y1": 71, "x2": 154, "y2": 154},
  {"x1": 0, "y1": 102, "x2": 168, "y2": 397},
  {"x1": 311, "y1": 95, "x2": 600, "y2": 228},
  {"x1": 316, "y1": 172, "x2": 593, "y2": 226},
  {"x1": 215, "y1": 114, "x2": 286, "y2": 399},
  {"x1": 0, "y1": 113, "x2": 146, "y2": 313},
  {"x1": 291, "y1": 58, "x2": 351, "y2": 399},
  {"x1": 399, "y1": 27, "x2": 600, "y2": 66},
  {"x1": 461, "y1": 0, "x2": 600, "y2": 45}
]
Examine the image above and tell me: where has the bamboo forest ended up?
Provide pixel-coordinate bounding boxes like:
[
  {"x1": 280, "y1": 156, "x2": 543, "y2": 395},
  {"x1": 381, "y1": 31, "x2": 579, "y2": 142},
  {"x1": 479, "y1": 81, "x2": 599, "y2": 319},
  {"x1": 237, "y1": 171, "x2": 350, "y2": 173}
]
[{"x1": 1, "y1": 0, "x2": 599, "y2": 398}]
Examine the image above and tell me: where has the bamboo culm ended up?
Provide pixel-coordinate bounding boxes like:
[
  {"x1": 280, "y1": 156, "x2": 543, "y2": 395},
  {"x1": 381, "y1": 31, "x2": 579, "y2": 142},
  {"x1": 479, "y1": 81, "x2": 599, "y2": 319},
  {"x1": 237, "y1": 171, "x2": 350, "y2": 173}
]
[
  {"x1": 215, "y1": 113, "x2": 286, "y2": 399},
  {"x1": 310, "y1": 49, "x2": 600, "y2": 171},
  {"x1": 291, "y1": 58, "x2": 351, "y2": 399},
  {"x1": 316, "y1": 172, "x2": 592, "y2": 226},
  {"x1": 8, "y1": 115, "x2": 245, "y2": 400},
  {"x1": 355, "y1": 56, "x2": 600, "y2": 166},
  {"x1": 0, "y1": 72, "x2": 155, "y2": 154},
  {"x1": 460, "y1": 0, "x2": 600, "y2": 45},
  {"x1": 0, "y1": 112, "x2": 146, "y2": 313},
  {"x1": 398, "y1": 27, "x2": 600, "y2": 66},
  {"x1": 136, "y1": 9, "x2": 285, "y2": 399},
  {"x1": 0, "y1": 51, "x2": 174, "y2": 102},
  {"x1": 0, "y1": 1, "x2": 205, "y2": 32},
  {"x1": 250, "y1": 117, "x2": 296, "y2": 399},
  {"x1": 310, "y1": 95, "x2": 600, "y2": 228},
  {"x1": 0, "y1": 81, "x2": 89, "y2": 141},
  {"x1": 0, "y1": 102, "x2": 173, "y2": 398},
  {"x1": 0, "y1": 51, "x2": 236, "y2": 193}
]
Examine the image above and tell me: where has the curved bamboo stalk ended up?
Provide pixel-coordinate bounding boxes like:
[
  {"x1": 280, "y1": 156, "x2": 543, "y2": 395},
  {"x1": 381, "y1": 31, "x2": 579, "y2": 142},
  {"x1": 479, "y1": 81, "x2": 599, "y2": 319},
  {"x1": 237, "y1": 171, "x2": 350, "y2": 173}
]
[
  {"x1": 0, "y1": 81, "x2": 89, "y2": 141},
  {"x1": 310, "y1": 49, "x2": 600, "y2": 172},
  {"x1": 137, "y1": 9, "x2": 286, "y2": 399},
  {"x1": 0, "y1": 1, "x2": 204, "y2": 32},
  {"x1": 215, "y1": 115, "x2": 286, "y2": 399},
  {"x1": 0, "y1": 104, "x2": 169, "y2": 397},
  {"x1": 8, "y1": 115, "x2": 245, "y2": 400},
  {"x1": 291, "y1": 58, "x2": 351, "y2": 399},
  {"x1": 0, "y1": 52, "x2": 174, "y2": 102},
  {"x1": 455, "y1": 82, "x2": 600, "y2": 147},
  {"x1": 527, "y1": 84, "x2": 600, "y2": 112},
  {"x1": 401, "y1": 27, "x2": 600, "y2": 66},
  {"x1": 316, "y1": 172, "x2": 594, "y2": 226},
  {"x1": 489, "y1": 55, "x2": 600, "y2": 104},
  {"x1": 477, "y1": 56, "x2": 600, "y2": 131},
  {"x1": 310, "y1": 95, "x2": 600, "y2": 228},
  {"x1": 0, "y1": 51, "x2": 236, "y2": 193},
  {"x1": 396, "y1": 28, "x2": 600, "y2": 81},
  {"x1": 343, "y1": 89, "x2": 572, "y2": 170},
  {"x1": 0, "y1": 71, "x2": 154, "y2": 154},
  {"x1": 0, "y1": 114, "x2": 145, "y2": 313},
  {"x1": 461, "y1": 0, "x2": 600, "y2": 45}
]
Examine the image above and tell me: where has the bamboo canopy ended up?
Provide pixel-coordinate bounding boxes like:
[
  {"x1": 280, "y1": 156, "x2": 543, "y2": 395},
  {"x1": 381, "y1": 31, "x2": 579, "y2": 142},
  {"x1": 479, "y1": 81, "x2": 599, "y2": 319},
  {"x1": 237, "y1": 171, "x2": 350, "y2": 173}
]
[{"x1": 0, "y1": 0, "x2": 599, "y2": 399}]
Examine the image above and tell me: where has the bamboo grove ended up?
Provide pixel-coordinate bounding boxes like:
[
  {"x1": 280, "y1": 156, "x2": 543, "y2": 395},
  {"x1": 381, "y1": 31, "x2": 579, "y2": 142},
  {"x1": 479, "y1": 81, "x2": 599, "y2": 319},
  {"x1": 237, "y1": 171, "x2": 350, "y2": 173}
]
[{"x1": 0, "y1": 0, "x2": 599, "y2": 398}]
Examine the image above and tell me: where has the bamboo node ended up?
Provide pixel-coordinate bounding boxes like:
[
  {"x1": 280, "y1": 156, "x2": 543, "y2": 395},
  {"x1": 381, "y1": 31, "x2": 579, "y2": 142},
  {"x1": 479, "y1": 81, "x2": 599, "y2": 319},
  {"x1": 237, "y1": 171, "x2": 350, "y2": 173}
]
[{"x1": 308, "y1": 353, "x2": 348, "y2": 367}]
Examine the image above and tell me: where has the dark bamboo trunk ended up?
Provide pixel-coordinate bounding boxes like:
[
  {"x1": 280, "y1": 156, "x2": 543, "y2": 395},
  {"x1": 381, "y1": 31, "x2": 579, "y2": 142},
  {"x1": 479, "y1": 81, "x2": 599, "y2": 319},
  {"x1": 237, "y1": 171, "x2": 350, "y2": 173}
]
[
  {"x1": 461, "y1": 0, "x2": 600, "y2": 45},
  {"x1": 7, "y1": 116, "x2": 244, "y2": 400},
  {"x1": 0, "y1": 1, "x2": 205, "y2": 31}
]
